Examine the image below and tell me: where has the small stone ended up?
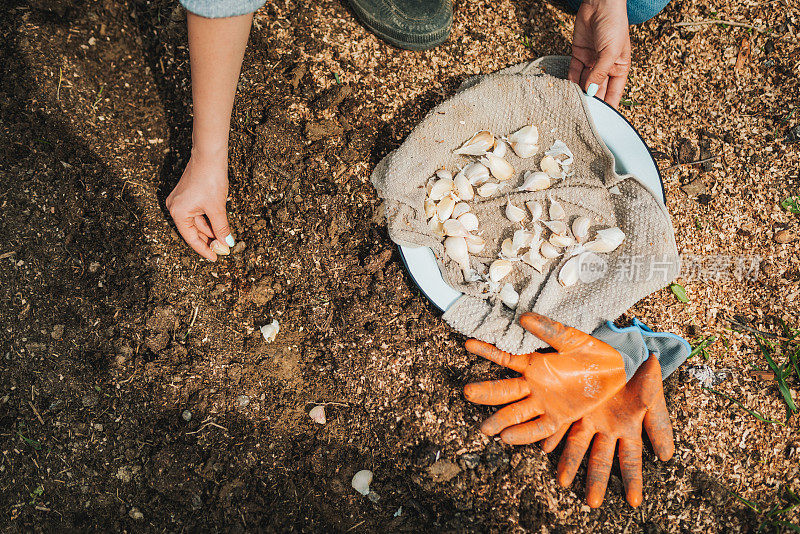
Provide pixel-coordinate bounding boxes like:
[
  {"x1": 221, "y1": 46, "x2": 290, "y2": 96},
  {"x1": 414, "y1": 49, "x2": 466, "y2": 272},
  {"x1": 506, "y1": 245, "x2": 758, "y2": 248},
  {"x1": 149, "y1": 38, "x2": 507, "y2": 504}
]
[
  {"x1": 51, "y1": 324, "x2": 65, "y2": 340},
  {"x1": 680, "y1": 177, "x2": 705, "y2": 197},
  {"x1": 232, "y1": 241, "x2": 246, "y2": 255},
  {"x1": 305, "y1": 119, "x2": 343, "y2": 141},
  {"x1": 427, "y1": 460, "x2": 461, "y2": 483},
  {"x1": 181, "y1": 410, "x2": 192, "y2": 422},
  {"x1": 88, "y1": 36, "x2": 96, "y2": 46},
  {"x1": 88, "y1": 261, "x2": 101, "y2": 273},
  {"x1": 237, "y1": 395, "x2": 250, "y2": 407},
  {"x1": 774, "y1": 228, "x2": 795, "y2": 243},
  {"x1": 460, "y1": 453, "x2": 481, "y2": 469},
  {"x1": 128, "y1": 507, "x2": 144, "y2": 520},
  {"x1": 82, "y1": 393, "x2": 99, "y2": 408}
]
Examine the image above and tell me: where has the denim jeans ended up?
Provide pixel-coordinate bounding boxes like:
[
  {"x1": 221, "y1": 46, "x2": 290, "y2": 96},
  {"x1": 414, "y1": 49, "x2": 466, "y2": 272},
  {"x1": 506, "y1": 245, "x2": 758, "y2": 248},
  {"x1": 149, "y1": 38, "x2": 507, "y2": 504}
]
[{"x1": 562, "y1": 0, "x2": 671, "y2": 24}]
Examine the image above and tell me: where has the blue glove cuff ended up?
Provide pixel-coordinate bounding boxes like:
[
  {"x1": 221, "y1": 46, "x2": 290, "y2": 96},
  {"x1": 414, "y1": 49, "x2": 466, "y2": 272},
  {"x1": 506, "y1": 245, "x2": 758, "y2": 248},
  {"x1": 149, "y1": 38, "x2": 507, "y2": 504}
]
[{"x1": 591, "y1": 319, "x2": 691, "y2": 381}]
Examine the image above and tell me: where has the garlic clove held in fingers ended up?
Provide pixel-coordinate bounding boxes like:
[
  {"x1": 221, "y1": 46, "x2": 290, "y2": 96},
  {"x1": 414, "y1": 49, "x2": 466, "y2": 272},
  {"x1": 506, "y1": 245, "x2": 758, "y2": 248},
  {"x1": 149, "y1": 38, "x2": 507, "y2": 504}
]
[
  {"x1": 454, "y1": 130, "x2": 494, "y2": 156},
  {"x1": 445, "y1": 236, "x2": 471, "y2": 270},
  {"x1": 489, "y1": 259, "x2": 513, "y2": 282},
  {"x1": 211, "y1": 240, "x2": 230, "y2": 256},
  {"x1": 499, "y1": 283, "x2": 520, "y2": 309},
  {"x1": 505, "y1": 199, "x2": 526, "y2": 223},
  {"x1": 584, "y1": 227, "x2": 625, "y2": 253},
  {"x1": 481, "y1": 153, "x2": 514, "y2": 181}
]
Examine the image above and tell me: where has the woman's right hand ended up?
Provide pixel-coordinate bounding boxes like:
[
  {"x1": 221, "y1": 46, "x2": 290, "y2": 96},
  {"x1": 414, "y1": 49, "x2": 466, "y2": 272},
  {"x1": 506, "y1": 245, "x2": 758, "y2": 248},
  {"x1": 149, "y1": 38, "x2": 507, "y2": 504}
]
[{"x1": 166, "y1": 147, "x2": 233, "y2": 262}]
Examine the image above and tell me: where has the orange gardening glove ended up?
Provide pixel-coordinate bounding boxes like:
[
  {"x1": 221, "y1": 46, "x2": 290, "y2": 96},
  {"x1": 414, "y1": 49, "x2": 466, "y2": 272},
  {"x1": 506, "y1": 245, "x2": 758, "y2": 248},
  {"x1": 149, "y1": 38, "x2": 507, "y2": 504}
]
[
  {"x1": 464, "y1": 312, "x2": 626, "y2": 445},
  {"x1": 540, "y1": 356, "x2": 674, "y2": 508}
]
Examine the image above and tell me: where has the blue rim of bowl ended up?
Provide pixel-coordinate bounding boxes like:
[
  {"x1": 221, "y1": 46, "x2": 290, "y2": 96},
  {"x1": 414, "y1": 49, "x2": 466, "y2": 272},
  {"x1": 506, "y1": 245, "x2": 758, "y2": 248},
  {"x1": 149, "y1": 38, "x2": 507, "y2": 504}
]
[{"x1": 397, "y1": 97, "x2": 666, "y2": 312}]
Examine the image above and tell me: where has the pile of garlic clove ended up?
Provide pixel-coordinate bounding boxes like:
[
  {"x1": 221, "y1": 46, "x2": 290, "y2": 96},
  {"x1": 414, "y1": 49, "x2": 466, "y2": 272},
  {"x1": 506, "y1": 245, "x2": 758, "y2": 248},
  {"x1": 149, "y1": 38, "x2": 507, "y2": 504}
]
[{"x1": 425, "y1": 127, "x2": 623, "y2": 311}]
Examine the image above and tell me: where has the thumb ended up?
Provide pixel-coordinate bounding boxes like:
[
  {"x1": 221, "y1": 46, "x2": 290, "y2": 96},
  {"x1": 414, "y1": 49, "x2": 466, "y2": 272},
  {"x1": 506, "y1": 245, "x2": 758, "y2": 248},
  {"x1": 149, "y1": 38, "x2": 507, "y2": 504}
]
[
  {"x1": 207, "y1": 207, "x2": 234, "y2": 247},
  {"x1": 584, "y1": 50, "x2": 617, "y2": 96}
]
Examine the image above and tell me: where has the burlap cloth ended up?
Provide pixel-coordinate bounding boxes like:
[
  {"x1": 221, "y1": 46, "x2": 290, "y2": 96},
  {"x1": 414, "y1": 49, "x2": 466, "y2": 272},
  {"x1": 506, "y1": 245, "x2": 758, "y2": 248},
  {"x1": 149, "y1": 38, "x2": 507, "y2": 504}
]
[{"x1": 371, "y1": 57, "x2": 680, "y2": 354}]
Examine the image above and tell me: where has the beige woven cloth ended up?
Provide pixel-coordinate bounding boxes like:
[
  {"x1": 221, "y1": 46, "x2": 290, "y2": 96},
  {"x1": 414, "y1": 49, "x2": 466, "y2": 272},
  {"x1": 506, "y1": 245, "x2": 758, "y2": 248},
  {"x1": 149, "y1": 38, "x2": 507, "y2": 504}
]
[{"x1": 372, "y1": 58, "x2": 680, "y2": 354}]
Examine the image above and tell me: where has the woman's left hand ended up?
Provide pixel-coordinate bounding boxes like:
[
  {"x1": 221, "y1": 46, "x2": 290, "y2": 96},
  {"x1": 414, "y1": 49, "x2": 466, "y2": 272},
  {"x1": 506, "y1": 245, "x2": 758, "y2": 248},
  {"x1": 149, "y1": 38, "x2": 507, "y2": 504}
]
[{"x1": 568, "y1": 0, "x2": 632, "y2": 108}]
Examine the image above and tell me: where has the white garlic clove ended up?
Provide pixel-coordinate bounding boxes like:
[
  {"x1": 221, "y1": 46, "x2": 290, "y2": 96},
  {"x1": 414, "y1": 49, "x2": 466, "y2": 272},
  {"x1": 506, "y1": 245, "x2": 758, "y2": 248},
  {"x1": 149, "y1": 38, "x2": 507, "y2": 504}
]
[
  {"x1": 545, "y1": 140, "x2": 574, "y2": 167},
  {"x1": 309, "y1": 405, "x2": 326, "y2": 424},
  {"x1": 501, "y1": 238, "x2": 517, "y2": 259},
  {"x1": 436, "y1": 168, "x2": 453, "y2": 181},
  {"x1": 499, "y1": 283, "x2": 520, "y2": 309},
  {"x1": 465, "y1": 234, "x2": 486, "y2": 254},
  {"x1": 465, "y1": 162, "x2": 490, "y2": 186},
  {"x1": 549, "y1": 233, "x2": 576, "y2": 248},
  {"x1": 512, "y1": 229, "x2": 534, "y2": 252},
  {"x1": 492, "y1": 139, "x2": 508, "y2": 158},
  {"x1": 352, "y1": 470, "x2": 373, "y2": 496},
  {"x1": 572, "y1": 216, "x2": 591, "y2": 243},
  {"x1": 526, "y1": 200, "x2": 543, "y2": 221},
  {"x1": 584, "y1": 227, "x2": 625, "y2": 253},
  {"x1": 489, "y1": 259, "x2": 513, "y2": 282},
  {"x1": 511, "y1": 142, "x2": 539, "y2": 158},
  {"x1": 443, "y1": 218, "x2": 470, "y2": 237},
  {"x1": 211, "y1": 240, "x2": 230, "y2": 256},
  {"x1": 540, "y1": 241, "x2": 561, "y2": 259},
  {"x1": 457, "y1": 212, "x2": 479, "y2": 232},
  {"x1": 521, "y1": 250, "x2": 547, "y2": 272},
  {"x1": 548, "y1": 196, "x2": 565, "y2": 220},
  {"x1": 436, "y1": 196, "x2": 456, "y2": 221},
  {"x1": 454, "y1": 130, "x2": 495, "y2": 156},
  {"x1": 481, "y1": 153, "x2": 514, "y2": 181},
  {"x1": 517, "y1": 170, "x2": 551, "y2": 192},
  {"x1": 452, "y1": 202, "x2": 471, "y2": 218},
  {"x1": 429, "y1": 177, "x2": 454, "y2": 200},
  {"x1": 509, "y1": 125, "x2": 539, "y2": 146},
  {"x1": 558, "y1": 254, "x2": 581, "y2": 287},
  {"x1": 542, "y1": 220, "x2": 568, "y2": 235},
  {"x1": 505, "y1": 199, "x2": 526, "y2": 223},
  {"x1": 477, "y1": 182, "x2": 500, "y2": 197},
  {"x1": 260, "y1": 319, "x2": 280, "y2": 342},
  {"x1": 454, "y1": 171, "x2": 474, "y2": 201},
  {"x1": 424, "y1": 198, "x2": 437, "y2": 219},
  {"x1": 445, "y1": 236, "x2": 470, "y2": 270},
  {"x1": 540, "y1": 155, "x2": 561, "y2": 178},
  {"x1": 428, "y1": 218, "x2": 445, "y2": 238}
]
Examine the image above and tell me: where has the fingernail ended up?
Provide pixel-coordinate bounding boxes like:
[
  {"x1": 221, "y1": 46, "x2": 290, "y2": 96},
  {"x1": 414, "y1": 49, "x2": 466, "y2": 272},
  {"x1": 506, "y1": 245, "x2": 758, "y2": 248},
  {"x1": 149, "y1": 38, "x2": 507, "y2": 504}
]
[
  {"x1": 225, "y1": 235, "x2": 235, "y2": 247},
  {"x1": 586, "y1": 83, "x2": 599, "y2": 97}
]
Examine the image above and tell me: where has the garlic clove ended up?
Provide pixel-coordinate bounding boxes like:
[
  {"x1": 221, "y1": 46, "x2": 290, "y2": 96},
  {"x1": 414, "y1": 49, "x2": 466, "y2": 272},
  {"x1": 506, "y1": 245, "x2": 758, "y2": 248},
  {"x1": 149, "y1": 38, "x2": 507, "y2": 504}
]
[
  {"x1": 211, "y1": 240, "x2": 230, "y2": 256},
  {"x1": 549, "y1": 233, "x2": 576, "y2": 248},
  {"x1": 477, "y1": 182, "x2": 500, "y2": 197},
  {"x1": 452, "y1": 202, "x2": 471, "y2": 218},
  {"x1": 526, "y1": 200, "x2": 543, "y2": 221},
  {"x1": 454, "y1": 130, "x2": 495, "y2": 156},
  {"x1": 465, "y1": 234, "x2": 486, "y2": 254},
  {"x1": 548, "y1": 195, "x2": 565, "y2": 220},
  {"x1": 501, "y1": 238, "x2": 517, "y2": 259},
  {"x1": 481, "y1": 153, "x2": 514, "y2": 181},
  {"x1": 584, "y1": 227, "x2": 625, "y2": 253},
  {"x1": 499, "y1": 283, "x2": 520, "y2": 309},
  {"x1": 436, "y1": 168, "x2": 453, "y2": 181},
  {"x1": 424, "y1": 198, "x2": 437, "y2": 219},
  {"x1": 545, "y1": 140, "x2": 574, "y2": 167},
  {"x1": 517, "y1": 170, "x2": 550, "y2": 192},
  {"x1": 445, "y1": 236, "x2": 470, "y2": 270},
  {"x1": 489, "y1": 259, "x2": 513, "y2": 282},
  {"x1": 542, "y1": 220, "x2": 568, "y2": 235},
  {"x1": 540, "y1": 155, "x2": 561, "y2": 178},
  {"x1": 540, "y1": 241, "x2": 561, "y2": 259},
  {"x1": 443, "y1": 218, "x2": 470, "y2": 237},
  {"x1": 521, "y1": 250, "x2": 547, "y2": 272},
  {"x1": 457, "y1": 212, "x2": 479, "y2": 232},
  {"x1": 493, "y1": 139, "x2": 508, "y2": 158},
  {"x1": 309, "y1": 405, "x2": 326, "y2": 424},
  {"x1": 512, "y1": 229, "x2": 534, "y2": 252},
  {"x1": 428, "y1": 218, "x2": 445, "y2": 238},
  {"x1": 464, "y1": 162, "x2": 490, "y2": 186},
  {"x1": 352, "y1": 470, "x2": 373, "y2": 496},
  {"x1": 509, "y1": 125, "x2": 539, "y2": 146},
  {"x1": 429, "y1": 177, "x2": 454, "y2": 200},
  {"x1": 511, "y1": 142, "x2": 539, "y2": 158},
  {"x1": 260, "y1": 319, "x2": 280, "y2": 342},
  {"x1": 454, "y1": 171, "x2": 474, "y2": 201},
  {"x1": 558, "y1": 254, "x2": 581, "y2": 287},
  {"x1": 572, "y1": 216, "x2": 590, "y2": 243},
  {"x1": 436, "y1": 196, "x2": 456, "y2": 221},
  {"x1": 505, "y1": 199, "x2": 526, "y2": 223}
]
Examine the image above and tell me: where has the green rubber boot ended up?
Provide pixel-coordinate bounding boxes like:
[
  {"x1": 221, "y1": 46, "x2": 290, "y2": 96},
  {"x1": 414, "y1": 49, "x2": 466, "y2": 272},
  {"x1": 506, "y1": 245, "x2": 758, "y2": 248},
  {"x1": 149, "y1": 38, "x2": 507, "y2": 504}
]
[{"x1": 347, "y1": 0, "x2": 452, "y2": 51}]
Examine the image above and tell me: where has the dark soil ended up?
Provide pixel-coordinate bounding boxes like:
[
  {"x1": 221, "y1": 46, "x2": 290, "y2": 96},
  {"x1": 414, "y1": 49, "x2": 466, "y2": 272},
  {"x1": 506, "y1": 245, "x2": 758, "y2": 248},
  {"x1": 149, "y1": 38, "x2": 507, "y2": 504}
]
[{"x1": 1, "y1": 0, "x2": 797, "y2": 532}]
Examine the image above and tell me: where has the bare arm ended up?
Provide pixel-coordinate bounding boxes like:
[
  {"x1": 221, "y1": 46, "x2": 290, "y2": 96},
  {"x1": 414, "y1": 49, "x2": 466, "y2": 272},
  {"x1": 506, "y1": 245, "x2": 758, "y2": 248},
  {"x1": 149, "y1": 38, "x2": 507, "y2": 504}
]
[{"x1": 166, "y1": 11, "x2": 253, "y2": 261}]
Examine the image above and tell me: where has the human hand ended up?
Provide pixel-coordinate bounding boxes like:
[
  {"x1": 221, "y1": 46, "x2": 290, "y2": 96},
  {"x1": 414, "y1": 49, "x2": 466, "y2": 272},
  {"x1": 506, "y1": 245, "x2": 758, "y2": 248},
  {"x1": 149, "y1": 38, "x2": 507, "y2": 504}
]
[
  {"x1": 463, "y1": 312, "x2": 626, "y2": 444},
  {"x1": 540, "y1": 356, "x2": 674, "y2": 508},
  {"x1": 166, "y1": 147, "x2": 234, "y2": 262},
  {"x1": 568, "y1": 0, "x2": 632, "y2": 108}
]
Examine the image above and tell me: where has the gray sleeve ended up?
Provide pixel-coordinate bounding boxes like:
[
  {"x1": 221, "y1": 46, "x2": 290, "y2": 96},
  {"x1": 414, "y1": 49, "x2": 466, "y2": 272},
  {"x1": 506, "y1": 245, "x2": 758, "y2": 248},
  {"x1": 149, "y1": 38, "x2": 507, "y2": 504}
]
[
  {"x1": 180, "y1": 0, "x2": 265, "y2": 18},
  {"x1": 591, "y1": 320, "x2": 691, "y2": 381}
]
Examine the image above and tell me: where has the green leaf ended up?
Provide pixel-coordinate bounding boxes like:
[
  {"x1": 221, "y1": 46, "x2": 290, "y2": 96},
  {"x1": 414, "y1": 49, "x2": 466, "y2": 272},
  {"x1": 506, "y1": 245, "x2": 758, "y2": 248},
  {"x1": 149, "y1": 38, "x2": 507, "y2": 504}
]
[
  {"x1": 756, "y1": 336, "x2": 799, "y2": 412},
  {"x1": 704, "y1": 387, "x2": 787, "y2": 425},
  {"x1": 781, "y1": 196, "x2": 800, "y2": 214},
  {"x1": 670, "y1": 282, "x2": 689, "y2": 302},
  {"x1": 690, "y1": 335, "x2": 717, "y2": 360}
]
